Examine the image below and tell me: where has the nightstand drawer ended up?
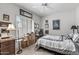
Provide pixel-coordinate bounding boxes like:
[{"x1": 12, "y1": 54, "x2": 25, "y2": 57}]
[
  {"x1": 1, "y1": 41, "x2": 10, "y2": 48},
  {"x1": 0, "y1": 39, "x2": 15, "y2": 55}
]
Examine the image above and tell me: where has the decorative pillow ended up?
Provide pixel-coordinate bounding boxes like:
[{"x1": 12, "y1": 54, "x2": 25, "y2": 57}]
[
  {"x1": 72, "y1": 33, "x2": 79, "y2": 42},
  {"x1": 75, "y1": 36, "x2": 79, "y2": 43}
]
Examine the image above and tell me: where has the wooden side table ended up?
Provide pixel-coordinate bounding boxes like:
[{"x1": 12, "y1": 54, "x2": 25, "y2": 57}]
[{"x1": 0, "y1": 38, "x2": 15, "y2": 55}]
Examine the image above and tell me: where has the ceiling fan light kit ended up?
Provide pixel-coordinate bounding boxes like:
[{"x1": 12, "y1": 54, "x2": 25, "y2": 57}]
[{"x1": 42, "y1": 3, "x2": 48, "y2": 6}]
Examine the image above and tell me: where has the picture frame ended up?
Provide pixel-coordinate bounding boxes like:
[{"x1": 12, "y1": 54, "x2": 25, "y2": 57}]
[
  {"x1": 45, "y1": 30, "x2": 49, "y2": 34},
  {"x1": 0, "y1": 23, "x2": 8, "y2": 27},
  {"x1": 20, "y1": 9, "x2": 32, "y2": 18},
  {"x1": 45, "y1": 20, "x2": 48, "y2": 23},
  {"x1": 53, "y1": 20, "x2": 60, "y2": 30},
  {"x1": 3, "y1": 14, "x2": 9, "y2": 21}
]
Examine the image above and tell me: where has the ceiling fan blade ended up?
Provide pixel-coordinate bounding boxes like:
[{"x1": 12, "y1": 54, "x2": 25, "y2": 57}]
[{"x1": 32, "y1": 3, "x2": 53, "y2": 10}]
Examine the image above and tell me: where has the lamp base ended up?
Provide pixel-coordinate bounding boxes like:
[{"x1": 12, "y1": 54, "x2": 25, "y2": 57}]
[{"x1": 17, "y1": 49, "x2": 22, "y2": 54}]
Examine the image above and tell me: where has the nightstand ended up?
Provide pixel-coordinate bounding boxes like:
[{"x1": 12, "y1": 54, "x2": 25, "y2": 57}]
[{"x1": 0, "y1": 38, "x2": 15, "y2": 55}]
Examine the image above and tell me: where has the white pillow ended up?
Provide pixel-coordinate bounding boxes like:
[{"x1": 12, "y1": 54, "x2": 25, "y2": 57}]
[
  {"x1": 49, "y1": 35, "x2": 61, "y2": 40},
  {"x1": 72, "y1": 33, "x2": 79, "y2": 42},
  {"x1": 42, "y1": 35, "x2": 62, "y2": 41}
]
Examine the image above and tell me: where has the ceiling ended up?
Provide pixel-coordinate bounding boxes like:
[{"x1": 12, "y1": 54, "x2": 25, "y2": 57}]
[{"x1": 16, "y1": 3, "x2": 79, "y2": 17}]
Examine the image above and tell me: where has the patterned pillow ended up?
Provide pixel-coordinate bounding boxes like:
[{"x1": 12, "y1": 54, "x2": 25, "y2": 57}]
[
  {"x1": 72, "y1": 33, "x2": 79, "y2": 42},
  {"x1": 75, "y1": 36, "x2": 79, "y2": 43}
]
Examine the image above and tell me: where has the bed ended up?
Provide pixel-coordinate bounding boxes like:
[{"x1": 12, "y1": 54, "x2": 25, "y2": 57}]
[{"x1": 36, "y1": 34, "x2": 79, "y2": 55}]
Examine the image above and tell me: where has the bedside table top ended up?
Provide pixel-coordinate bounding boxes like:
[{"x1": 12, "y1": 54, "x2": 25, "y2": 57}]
[{"x1": 0, "y1": 38, "x2": 15, "y2": 43}]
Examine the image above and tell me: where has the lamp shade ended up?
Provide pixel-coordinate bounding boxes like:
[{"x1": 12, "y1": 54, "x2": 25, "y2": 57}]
[
  {"x1": 71, "y1": 25, "x2": 77, "y2": 29},
  {"x1": 7, "y1": 24, "x2": 16, "y2": 31}
]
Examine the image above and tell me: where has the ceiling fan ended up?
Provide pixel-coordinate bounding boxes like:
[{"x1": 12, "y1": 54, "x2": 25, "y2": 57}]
[
  {"x1": 42, "y1": 3, "x2": 48, "y2": 6},
  {"x1": 33, "y1": 3, "x2": 53, "y2": 10}
]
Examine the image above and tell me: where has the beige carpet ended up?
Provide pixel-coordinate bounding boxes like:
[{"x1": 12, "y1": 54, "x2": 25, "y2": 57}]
[{"x1": 19, "y1": 44, "x2": 53, "y2": 55}]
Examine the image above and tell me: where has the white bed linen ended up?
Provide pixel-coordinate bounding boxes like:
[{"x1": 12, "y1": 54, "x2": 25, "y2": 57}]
[
  {"x1": 42, "y1": 35, "x2": 62, "y2": 41},
  {"x1": 37, "y1": 37, "x2": 76, "y2": 52}
]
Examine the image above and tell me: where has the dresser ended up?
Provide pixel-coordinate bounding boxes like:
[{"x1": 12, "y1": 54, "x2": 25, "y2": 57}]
[{"x1": 0, "y1": 38, "x2": 15, "y2": 55}]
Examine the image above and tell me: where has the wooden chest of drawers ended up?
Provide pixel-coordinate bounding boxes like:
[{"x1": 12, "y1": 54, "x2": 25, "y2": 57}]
[{"x1": 0, "y1": 39, "x2": 15, "y2": 55}]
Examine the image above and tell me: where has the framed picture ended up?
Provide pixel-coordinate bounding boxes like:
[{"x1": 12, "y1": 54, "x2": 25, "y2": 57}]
[
  {"x1": 3, "y1": 14, "x2": 9, "y2": 21},
  {"x1": 20, "y1": 9, "x2": 32, "y2": 18},
  {"x1": 0, "y1": 23, "x2": 8, "y2": 27},
  {"x1": 45, "y1": 30, "x2": 49, "y2": 34},
  {"x1": 53, "y1": 20, "x2": 60, "y2": 30},
  {"x1": 45, "y1": 20, "x2": 48, "y2": 23}
]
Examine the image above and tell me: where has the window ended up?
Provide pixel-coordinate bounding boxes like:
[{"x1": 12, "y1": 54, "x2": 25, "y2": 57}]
[{"x1": 16, "y1": 15, "x2": 34, "y2": 38}]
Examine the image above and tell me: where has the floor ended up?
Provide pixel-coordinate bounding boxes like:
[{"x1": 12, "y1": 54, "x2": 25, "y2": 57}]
[
  {"x1": 19, "y1": 43, "x2": 79, "y2": 55},
  {"x1": 19, "y1": 44, "x2": 55, "y2": 55}
]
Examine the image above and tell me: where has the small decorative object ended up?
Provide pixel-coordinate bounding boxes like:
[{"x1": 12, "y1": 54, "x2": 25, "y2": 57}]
[
  {"x1": 20, "y1": 9, "x2": 32, "y2": 18},
  {"x1": 3, "y1": 14, "x2": 9, "y2": 21},
  {"x1": 1, "y1": 29, "x2": 9, "y2": 33},
  {"x1": 71, "y1": 25, "x2": 77, "y2": 34},
  {"x1": 53, "y1": 20, "x2": 60, "y2": 30}
]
